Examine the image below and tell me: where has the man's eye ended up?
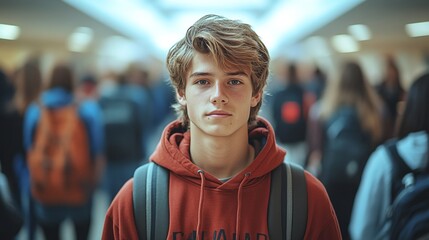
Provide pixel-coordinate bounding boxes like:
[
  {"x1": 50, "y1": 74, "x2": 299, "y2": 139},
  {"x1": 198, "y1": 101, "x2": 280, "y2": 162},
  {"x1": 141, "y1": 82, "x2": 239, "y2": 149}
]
[
  {"x1": 196, "y1": 79, "x2": 209, "y2": 85},
  {"x1": 229, "y1": 79, "x2": 242, "y2": 85}
]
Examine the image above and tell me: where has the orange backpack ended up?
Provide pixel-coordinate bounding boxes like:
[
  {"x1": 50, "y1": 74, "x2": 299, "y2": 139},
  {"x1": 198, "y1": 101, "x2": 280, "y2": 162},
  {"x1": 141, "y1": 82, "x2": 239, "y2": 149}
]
[{"x1": 27, "y1": 104, "x2": 94, "y2": 205}]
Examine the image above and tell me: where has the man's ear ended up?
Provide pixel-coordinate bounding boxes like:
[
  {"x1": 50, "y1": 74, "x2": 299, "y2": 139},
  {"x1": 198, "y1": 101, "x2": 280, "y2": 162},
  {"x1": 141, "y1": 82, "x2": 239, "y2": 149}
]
[
  {"x1": 176, "y1": 90, "x2": 186, "y2": 105},
  {"x1": 250, "y1": 92, "x2": 262, "y2": 107}
]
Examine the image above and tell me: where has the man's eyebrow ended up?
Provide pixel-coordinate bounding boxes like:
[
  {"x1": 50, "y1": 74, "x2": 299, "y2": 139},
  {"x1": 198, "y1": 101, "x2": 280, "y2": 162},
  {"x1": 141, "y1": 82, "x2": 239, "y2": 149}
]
[
  {"x1": 189, "y1": 71, "x2": 248, "y2": 78},
  {"x1": 226, "y1": 71, "x2": 248, "y2": 77},
  {"x1": 189, "y1": 72, "x2": 213, "y2": 78}
]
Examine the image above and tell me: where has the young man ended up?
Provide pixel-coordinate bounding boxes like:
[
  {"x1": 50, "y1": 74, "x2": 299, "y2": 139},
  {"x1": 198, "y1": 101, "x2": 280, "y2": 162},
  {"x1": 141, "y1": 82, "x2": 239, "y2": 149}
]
[{"x1": 102, "y1": 14, "x2": 341, "y2": 239}]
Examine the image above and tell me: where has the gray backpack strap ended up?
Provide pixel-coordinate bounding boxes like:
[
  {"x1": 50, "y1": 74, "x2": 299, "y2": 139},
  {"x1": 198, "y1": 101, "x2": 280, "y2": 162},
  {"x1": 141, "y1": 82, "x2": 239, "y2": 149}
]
[
  {"x1": 288, "y1": 162, "x2": 308, "y2": 240},
  {"x1": 268, "y1": 162, "x2": 308, "y2": 240},
  {"x1": 133, "y1": 162, "x2": 169, "y2": 240}
]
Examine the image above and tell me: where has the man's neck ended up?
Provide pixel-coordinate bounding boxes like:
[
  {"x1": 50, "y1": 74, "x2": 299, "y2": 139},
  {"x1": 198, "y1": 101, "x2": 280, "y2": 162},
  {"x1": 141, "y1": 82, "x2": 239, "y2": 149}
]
[{"x1": 189, "y1": 126, "x2": 255, "y2": 179}]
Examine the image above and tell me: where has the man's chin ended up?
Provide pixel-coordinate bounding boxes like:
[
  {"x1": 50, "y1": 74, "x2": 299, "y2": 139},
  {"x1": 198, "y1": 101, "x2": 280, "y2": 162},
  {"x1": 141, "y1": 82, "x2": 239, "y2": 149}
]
[{"x1": 191, "y1": 123, "x2": 232, "y2": 137}]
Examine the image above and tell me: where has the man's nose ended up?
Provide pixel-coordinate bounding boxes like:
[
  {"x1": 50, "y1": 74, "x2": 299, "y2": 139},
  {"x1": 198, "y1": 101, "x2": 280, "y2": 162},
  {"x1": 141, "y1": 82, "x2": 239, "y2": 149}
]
[{"x1": 210, "y1": 82, "x2": 228, "y2": 104}]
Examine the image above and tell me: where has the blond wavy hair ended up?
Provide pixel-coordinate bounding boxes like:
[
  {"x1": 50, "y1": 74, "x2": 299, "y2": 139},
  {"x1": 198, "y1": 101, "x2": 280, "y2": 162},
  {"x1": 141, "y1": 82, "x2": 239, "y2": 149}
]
[{"x1": 166, "y1": 14, "x2": 270, "y2": 128}]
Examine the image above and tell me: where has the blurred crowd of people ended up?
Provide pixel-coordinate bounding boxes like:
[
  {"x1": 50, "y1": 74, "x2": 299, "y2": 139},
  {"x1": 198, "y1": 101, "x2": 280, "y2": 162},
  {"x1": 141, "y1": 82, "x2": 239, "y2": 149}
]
[
  {"x1": 266, "y1": 56, "x2": 428, "y2": 240},
  {"x1": 0, "y1": 52, "x2": 428, "y2": 239},
  {"x1": 0, "y1": 57, "x2": 175, "y2": 239}
]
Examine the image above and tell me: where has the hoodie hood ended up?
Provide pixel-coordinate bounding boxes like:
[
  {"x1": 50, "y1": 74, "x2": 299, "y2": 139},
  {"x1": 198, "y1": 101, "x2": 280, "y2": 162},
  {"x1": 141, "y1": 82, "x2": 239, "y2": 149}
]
[{"x1": 150, "y1": 117, "x2": 286, "y2": 190}]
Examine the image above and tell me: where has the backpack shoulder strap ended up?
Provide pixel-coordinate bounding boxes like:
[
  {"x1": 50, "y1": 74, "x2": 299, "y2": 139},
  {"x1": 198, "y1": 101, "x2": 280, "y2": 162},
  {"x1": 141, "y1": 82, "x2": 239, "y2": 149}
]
[
  {"x1": 133, "y1": 162, "x2": 169, "y2": 240},
  {"x1": 385, "y1": 139, "x2": 411, "y2": 199},
  {"x1": 268, "y1": 162, "x2": 308, "y2": 240},
  {"x1": 133, "y1": 161, "x2": 307, "y2": 239},
  {"x1": 288, "y1": 162, "x2": 308, "y2": 240},
  {"x1": 386, "y1": 139, "x2": 411, "y2": 174}
]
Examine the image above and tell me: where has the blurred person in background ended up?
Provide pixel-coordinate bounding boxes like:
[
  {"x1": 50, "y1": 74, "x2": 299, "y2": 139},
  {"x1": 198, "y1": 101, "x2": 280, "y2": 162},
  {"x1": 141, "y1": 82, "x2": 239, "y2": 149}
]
[
  {"x1": 76, "y1": 73, "x2": 99, "y2": 102},
  {"x1": 124, "y1": 63, "x2": 176, "y2": 156},
  {"x1": 0, "y1": 67, "x2": 20, "y2": 206},
  {"x1": 305, "y1": 66, "x2": 327, "y2": 102},
  {"x1": 349, "y1": 71, "x2": 429, "y2": 240},
  {"x1": 307, "y1": 61, "x2": 383, "y2": 239},
  {"x1": 304, "y1": 66, "x2": 327, "y2": 174},
  {"x1": 271, "y1": 63, "x2": 313, "y2": 167},
  {"x1": 7, "y1": 59, "x2": 44, "y2": 240},
  {"x1": 123, "y1": 64, "x2": 155, "y2": 150},
  {"x1": 99, "y1": 67, "x2": 152, "y2": 203},
  {"x1": 0, "y1": 67, "x2": 25, "y2": 239},
  {"x1": 142, "y1": 75, "x2": 177, "y2": 160},
  {"x1": 24, "y1": 63, "x2": 104, "y2": 240},
  {"x1": 375, "y1": 56, "x2": 406, "y2": 140},
  {"x1": 146, "y1": 75, "x2": 176, "y2": 129}
]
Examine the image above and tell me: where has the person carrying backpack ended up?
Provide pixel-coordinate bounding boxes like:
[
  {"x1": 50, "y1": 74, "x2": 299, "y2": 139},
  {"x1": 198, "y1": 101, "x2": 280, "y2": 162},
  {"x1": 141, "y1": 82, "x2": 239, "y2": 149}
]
[
  {"x1": 349, "y1": 72, "x2": 429, "y2": 240},
  {"x1": 307, "y1": 61, "x2": 383, "y2": 240},
  {"x1": 99, "y1": 72, "x2": 152, "y2": 202},
  {"x1": 272, "y1": 63, "x2": 312, "y2": 167},
  {"x1": 24, "y1": 63, "x2": 104, "y2": 240},
  {"x1": 102, "y1": 14, "x2": 341, "y2": 240}
]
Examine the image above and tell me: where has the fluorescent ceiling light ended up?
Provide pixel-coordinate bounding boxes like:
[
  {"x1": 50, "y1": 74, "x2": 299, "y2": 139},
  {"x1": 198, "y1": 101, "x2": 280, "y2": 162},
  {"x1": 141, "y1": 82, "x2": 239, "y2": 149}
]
[
  {"x1": 64, "y1": 0, "x2": 365, "y2": 58},
  {"x1": 331, "y1": 34, "x2": 359, "y2": 53},
  {"x1": 256, "y1": 0, "x2": 364, "y2": 55},
  {"x1": 348, "y1": 24, "x2": 371, "y2": 41},
  {"x1": 0, "y1": 23, "x2": 20, "y2": 40},
  {"x1": 405, "y1": 21, "x2": 429, "y2": 37},
  {"x1": 67, "y1": 27, "x2": 93, "y2": 52},
  {"x1": 305, "y1": 36, "x2": 331, "y2": 57}
]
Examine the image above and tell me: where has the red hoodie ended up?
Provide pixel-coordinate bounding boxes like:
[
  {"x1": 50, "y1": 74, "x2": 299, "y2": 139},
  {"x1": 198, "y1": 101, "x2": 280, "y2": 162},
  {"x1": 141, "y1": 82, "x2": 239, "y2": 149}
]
[{"x1": 102, "y1": 118, "x2": 341, "y2": 240}]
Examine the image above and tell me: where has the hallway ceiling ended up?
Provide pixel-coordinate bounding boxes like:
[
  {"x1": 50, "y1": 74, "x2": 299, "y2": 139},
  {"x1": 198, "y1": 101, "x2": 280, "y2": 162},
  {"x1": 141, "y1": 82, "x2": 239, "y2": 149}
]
[{"x1": 0, "y1": 0, "x2": 428, "y2": 59}]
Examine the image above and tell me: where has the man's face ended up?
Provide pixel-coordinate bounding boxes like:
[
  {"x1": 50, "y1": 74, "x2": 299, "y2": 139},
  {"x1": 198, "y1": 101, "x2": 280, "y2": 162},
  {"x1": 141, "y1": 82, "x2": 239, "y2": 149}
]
[{"x1": 178, "y1": 52, "x2": 261, "y2": 137}]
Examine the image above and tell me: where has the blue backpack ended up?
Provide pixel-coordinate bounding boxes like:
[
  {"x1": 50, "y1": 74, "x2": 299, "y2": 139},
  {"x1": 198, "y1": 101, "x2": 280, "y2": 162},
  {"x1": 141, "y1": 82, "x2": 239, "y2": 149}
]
[
  {"x1": 378, "y1": 140, "x2": 429, "y2": 240},
  {"x1": 132, "y1": 162, "x2": 308, "y2": 240}
]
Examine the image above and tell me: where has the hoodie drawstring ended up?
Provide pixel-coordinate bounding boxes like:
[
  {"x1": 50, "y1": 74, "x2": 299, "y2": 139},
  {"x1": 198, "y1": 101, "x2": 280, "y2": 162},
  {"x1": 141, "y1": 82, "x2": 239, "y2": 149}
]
[
  {"x1": 196, "y1": 170, "x2": 206, "y2": 240},
  {"x1": 235, "y1": 172, "x2": 250, "y2": 240},
  {"x1": 195, "y1": 170, "x2": 251, "y2": 240}
]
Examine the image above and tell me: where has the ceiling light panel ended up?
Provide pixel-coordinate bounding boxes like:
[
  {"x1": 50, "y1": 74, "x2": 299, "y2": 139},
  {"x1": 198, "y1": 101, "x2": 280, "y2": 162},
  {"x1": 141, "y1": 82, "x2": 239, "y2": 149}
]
[
  {"x1": 67, "y1": 27, "x2": 94, "y2": 52},
  {"x1": 405, "y1": 21, "x2": 429, "y2": 37},
  {"x1": 348, "y1": 24, "x2": 371, "y2": 41},
  {"x1": 331, "y1": 34, "x2": 359, "y2": 53},
  {"x1": 0, "y1": 23, "x2": 20, "y2": 40},
  {"x1": 305, "y1": 36, "x2": 331, "y2": 57}
]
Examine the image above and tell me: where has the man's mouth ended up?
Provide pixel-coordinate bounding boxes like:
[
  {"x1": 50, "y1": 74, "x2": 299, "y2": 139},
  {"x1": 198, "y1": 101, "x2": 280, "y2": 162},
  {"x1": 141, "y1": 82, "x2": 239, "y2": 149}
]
[{"x1": 206, "y1": 110, "x2": 232, "y2": 117}]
